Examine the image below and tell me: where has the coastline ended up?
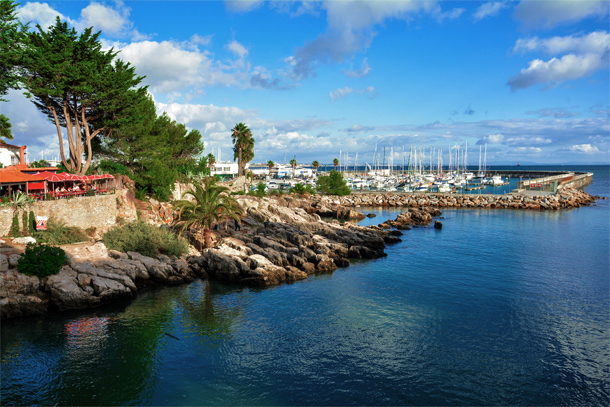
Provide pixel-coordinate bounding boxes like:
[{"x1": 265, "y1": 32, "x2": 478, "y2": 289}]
[{"x1": 0, "y1": 187, "x2": 601, "y2": 320}]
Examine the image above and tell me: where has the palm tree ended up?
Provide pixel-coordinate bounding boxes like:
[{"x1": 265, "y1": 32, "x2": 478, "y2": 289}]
[
  {"x1": 289, "y1": 158, "x2": 297, "y2": 178},
  {"x1": 333, "y1": 158, "x2": 339, "y2": 171},
  {"x1": 312, "y1": 160, "x2": 319, "y2": 172},
  {"x1": 173, "y1": 177, "x2": 243, "y2": 249},
  {"x1": 231, "y1": 123, "x2": 255, "y2": 177},
  {"x1": 267, "y1": 160, "x2": 275, "y2": 176}
]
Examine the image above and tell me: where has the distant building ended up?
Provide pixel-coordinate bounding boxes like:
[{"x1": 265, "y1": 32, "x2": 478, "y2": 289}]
[
  {"x1": 0, "y1": 140, "x2": 21, "y2": 167},
  {"x1": 210, "y1": 161, "x2": 239, "y2": 177}
]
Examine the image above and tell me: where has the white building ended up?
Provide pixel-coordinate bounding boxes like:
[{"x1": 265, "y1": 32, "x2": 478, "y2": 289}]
[
  {"x1": 210, "y1": 161, "x2": 239, "y2": 176},
  {"x1": 0, "y1": 141, "x2": 21, "y2": 167}
]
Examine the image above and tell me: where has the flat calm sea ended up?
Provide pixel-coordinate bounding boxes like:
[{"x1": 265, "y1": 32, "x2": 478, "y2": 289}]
[{"x1": 2, "y1": 165, "x2": 609, "y2": 406}]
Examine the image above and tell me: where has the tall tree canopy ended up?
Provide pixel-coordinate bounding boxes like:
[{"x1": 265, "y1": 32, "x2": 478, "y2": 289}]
[
  {"x1": 231, "y1": 122, "x2": 254, "y2": 177},
  {"x1": 21, "y1": 17, "x2": 145, "y2": 175},
  {"x1": 0, "y1": 0, "x2": 27, "y2": 140}
]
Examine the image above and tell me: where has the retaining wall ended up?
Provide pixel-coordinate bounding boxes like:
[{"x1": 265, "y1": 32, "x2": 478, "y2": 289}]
[{"x1": 0, "y1": 189, "x2": 137, "y2": 237}]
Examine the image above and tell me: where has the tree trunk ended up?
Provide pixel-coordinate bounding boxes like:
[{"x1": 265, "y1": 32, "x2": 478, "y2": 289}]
[{"x1": 203, "y1": 228, "x2": 213, "y2": 249}]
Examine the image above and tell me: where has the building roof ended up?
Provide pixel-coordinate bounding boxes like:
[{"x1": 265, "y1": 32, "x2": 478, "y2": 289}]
[
  {"x1": 0, "y1": 169, "x2": 46, "y2": 183},
  {"x1": 0, "y1": 140, "x2": 21, "y2": 150}
]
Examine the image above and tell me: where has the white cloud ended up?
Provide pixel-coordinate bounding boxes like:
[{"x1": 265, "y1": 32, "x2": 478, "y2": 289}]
[
  {"x1": 473, "y1": 1, "x2": 509, "y2": 21},
  {"x1": 513, "y1": 31, "x2": 610, "y2": 55},
  {"x1": 507, "y1": 53, "x2": 605, "y2": 90},
  {"x1": 570, "y1": 144, "x2": 600, "y2": 153},
  {"x1": 191, "y1": 34, "x2": 212, "y2": 47},
  {"x1": 514, "y1": 0, "x2": 609, "y2": 29},
  {"x1": 329, "y1": 86, "x2": 376, "y2": 102},
  {"x1": 225, "y1": 0, "x2": 264, "y2": 13},
  {"x1": 505, "y1": 136, "x2": 552, "y2": 145},
  {"x1": 79, "y1": 2, "x2": 130, "y2": 35},
  {"x1": 343, "y1": 58, "x2": 371, "y2": 78},
  {"x1": 291, "y1": 0, "x2": 459, "y2": 80},
  {"x1": 226, "y1": 40, "x2": 248, "y2": 58},
  {"x1": 17, "y1": 2, "x2": 75, "y2": 29},
  {"x1": 156, "y1": 102, "x2": 256, "y2": 132},
  {"x1": 18, "y1": 1, "x2": 144, "y2": 40},
  {"x1": 514, "y1": 147, "x2": 542, "y2": 153},
  {"x1": 479, "y1": 133, "x2": 505, "y2": 144},
  {"x1": 110, "y1": 39, "x2": 254, "y2": 95}
]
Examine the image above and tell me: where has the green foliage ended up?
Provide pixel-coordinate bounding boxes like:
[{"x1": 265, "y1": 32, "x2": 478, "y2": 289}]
[
  {"x1": 134, "y1": 188, "x2": 147, "y2": 200},
  {"x1": 96, "y1": 159, "x2": 131, "y2": 176},
  {"x1": 9, "y1": 212, "x2": 19, "y2": 237},
  {"x1": 0, "y1": 0, "x2": 27, "y2": 120},
  {"x1": 29, "y1": 159, "x2": 50, "y2": 168},
  {"x1": 21, "y1": 211, "x2": 28, "y2": 235},
  {"x1": 18, "y1": 243, "x2": 67, "y2": 278},
  {"x1": 290, "y1": 183, "x2": 315, "y2": 196},
  {"x1": 316, "y1": 170, "x2": 351, "y2": 196},
  {"x1": 102, "y1": 220, "x2": 189, "y2": 257},
  {"x1": 34, "y1": 218, "x2": 89, "y2": 245},
  {"x1": 28, "y1": 211, "x2": 35, "y2": 234},
  {"x1": 174, "y1": 177, "x2": 243, "y2": 248},
  {"x1": 231, "y1": 122, "x2": 255, "y2": 177},
  {"x1": 255, "y1": 181, "x2": 266, "y2": 198},
  {"x1": 0, "y1": 114, "x2": 13, "y2": 140}
]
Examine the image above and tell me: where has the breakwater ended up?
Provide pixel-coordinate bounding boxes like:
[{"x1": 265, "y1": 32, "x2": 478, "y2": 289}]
[{"x1": 317, "y1": 186, "x2": 601, "y2": 210}]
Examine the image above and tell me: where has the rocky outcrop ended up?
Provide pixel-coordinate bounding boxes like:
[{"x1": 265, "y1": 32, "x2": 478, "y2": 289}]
[
  {"x1": 0, "y1": 243, "x2": 201, "y2": 319},
  {"x1": 1, "y1": 195, "x2": 442, "y2": 319}
]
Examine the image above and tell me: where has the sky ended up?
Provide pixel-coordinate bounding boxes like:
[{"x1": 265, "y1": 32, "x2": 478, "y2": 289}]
[{"x1": 2, "y1": 0, "x2": 609, "y2": 166}]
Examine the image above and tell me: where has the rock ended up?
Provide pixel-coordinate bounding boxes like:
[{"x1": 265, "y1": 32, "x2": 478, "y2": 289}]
[
  {"x1": 434, "y1": 220, "x2": 443, "y2": 229},
  {"x1": 12, "y1": 237, "x2": 36, "y2": 245},
  {"x1": 0, "y1": 254, "x2": 8, "y2": 273},
  {"x1": 366, "y1": 213, "x2": 377, "y2": 218}
]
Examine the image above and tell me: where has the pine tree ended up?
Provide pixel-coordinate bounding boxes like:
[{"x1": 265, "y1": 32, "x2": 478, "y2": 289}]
[{"x1": 21, "y1": 17, "x2": 145, "y2": 175}]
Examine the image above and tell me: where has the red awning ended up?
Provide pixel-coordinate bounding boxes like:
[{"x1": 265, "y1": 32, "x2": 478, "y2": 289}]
[
  {"x1": 28, "y1": 181, "x2": 45, "y2": 190},
  {"x1": 34, "y1": 171, "x2": 67, "y2": 182}
]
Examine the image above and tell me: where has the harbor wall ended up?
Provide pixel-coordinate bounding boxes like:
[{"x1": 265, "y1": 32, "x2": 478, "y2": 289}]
[
  {"x1": 559, "y1": 173, "x2": 593, "y2": 189},
  {"x1": 0, "y1": 189, "x2": 137, "y2": 237}
]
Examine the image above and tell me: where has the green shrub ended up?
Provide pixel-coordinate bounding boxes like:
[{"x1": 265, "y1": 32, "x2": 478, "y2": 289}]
[
  {"x1": 255, "y1": 182, "x2": 266, "y2": 198},
  {"x1": 134, "y1": 188, "x2": 147, "y2": 201},
  {"x1": 45, "y1": 193, "x2": 53, "y2": 200},
  {"x1": 9, "y1": 213, "x2": 20, "y2": 237},
  {"x1": 18, "y1": 243, "x2": 67, "y2": 278},
  {"x1": 102, "y1": 220, "x2": 189, "y2": 257},
  {"x1": 34, "y1": 218, "x2": 90, "y2": 245},
  {"x1": 290, "y1": 183, "x2": 316, "y2": 196},
  {"x1": 316, "y1": 170, "x2": 351, "y2": 196},
  {"x1": 21, "y1": 211, "x2": 28, "y2": 235},
  {"x1": 28, "y1": 211, "x2": 36, "y2": 234}
]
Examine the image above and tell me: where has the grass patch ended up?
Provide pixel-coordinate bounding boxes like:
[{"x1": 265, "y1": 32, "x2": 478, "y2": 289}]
[{"x1": 102, "y1": 220, "x2": 189, "y2": 257}]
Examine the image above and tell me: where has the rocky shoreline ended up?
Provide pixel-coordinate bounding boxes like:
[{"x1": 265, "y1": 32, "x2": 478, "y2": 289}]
[{"x1": 1, "y1": 188, "x2": 601, "y2": 320}]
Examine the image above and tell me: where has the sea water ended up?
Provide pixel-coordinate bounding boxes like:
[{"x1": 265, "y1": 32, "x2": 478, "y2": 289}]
[{"x1": 2, "y1": 166, "x2": 608, "y2": 406}]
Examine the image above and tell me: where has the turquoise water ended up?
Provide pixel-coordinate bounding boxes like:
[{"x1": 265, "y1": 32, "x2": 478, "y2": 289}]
[{"x1": 2, "y1": 166, "x2": 609, "y2": 406}]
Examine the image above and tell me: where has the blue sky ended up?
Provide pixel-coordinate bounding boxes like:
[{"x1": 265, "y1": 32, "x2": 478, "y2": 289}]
[{"x1": 3, "y1": 0, "x2": 609, "y2": 165}]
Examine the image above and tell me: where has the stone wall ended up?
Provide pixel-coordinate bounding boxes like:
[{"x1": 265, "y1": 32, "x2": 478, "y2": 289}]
[{"x1": 0, "y1": 189, "x2": 137, "y2": 237}]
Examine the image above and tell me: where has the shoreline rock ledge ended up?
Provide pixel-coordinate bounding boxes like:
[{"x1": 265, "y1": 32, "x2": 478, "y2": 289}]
[{"x1": 2, "y1": 196, "x2": 433, "y2": 319}]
